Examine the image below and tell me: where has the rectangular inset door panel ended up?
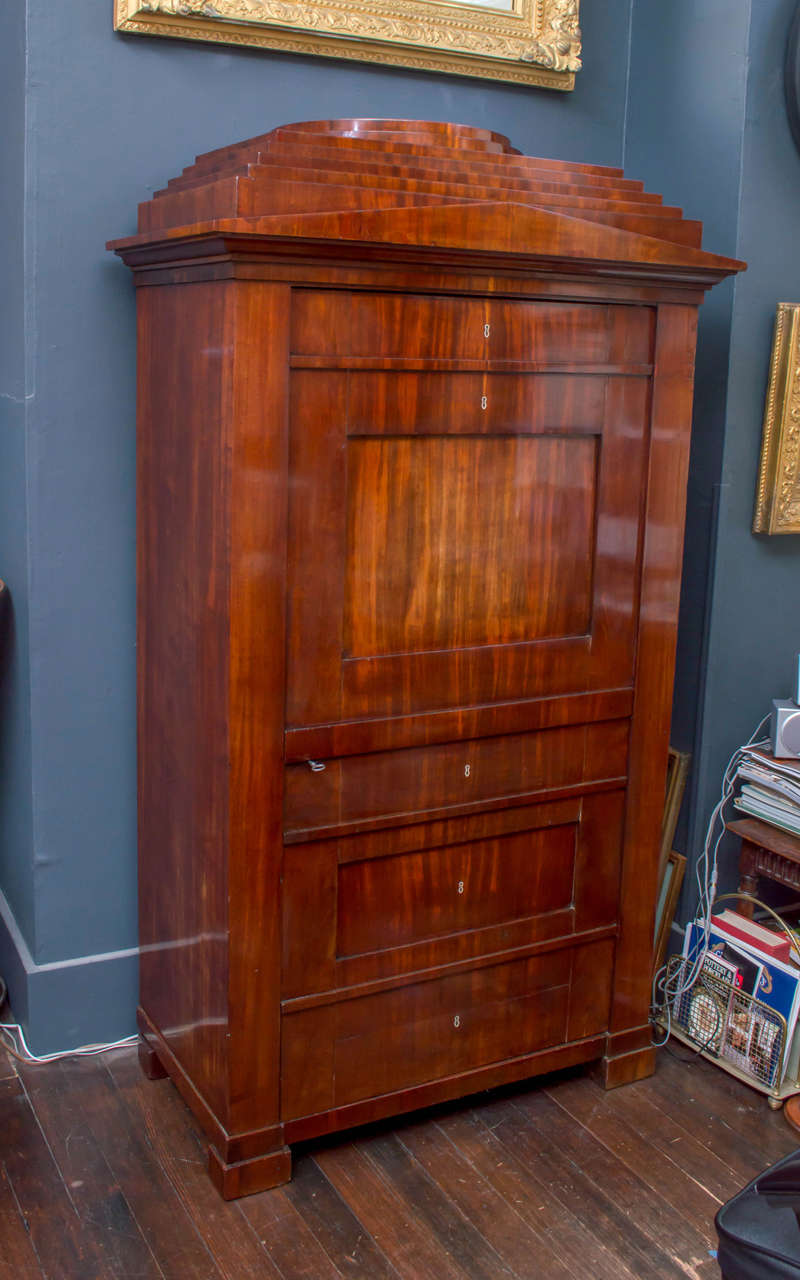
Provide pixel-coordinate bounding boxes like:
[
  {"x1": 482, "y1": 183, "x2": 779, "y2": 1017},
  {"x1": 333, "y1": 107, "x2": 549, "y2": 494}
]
[
  {"x1": 337, "y1": 823, "x2": 577, "y2": 957},
  {"x1": 344, "y1": 434, "x2": 596, "y2": 657},
  {"x1": 287, "y1": 362, "x2": 649, "y2": 728}
]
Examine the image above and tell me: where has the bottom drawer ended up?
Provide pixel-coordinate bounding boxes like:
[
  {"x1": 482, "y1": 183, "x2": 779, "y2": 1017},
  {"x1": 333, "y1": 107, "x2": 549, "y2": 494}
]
[{"x1": 281, "y1": 939, "x2": 614, "y2": 1120}]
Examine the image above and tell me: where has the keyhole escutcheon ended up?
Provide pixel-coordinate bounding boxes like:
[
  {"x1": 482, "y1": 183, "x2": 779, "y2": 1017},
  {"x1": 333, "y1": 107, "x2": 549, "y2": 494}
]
[
  {"x1": 480, "y1": 396, "x2": 488, "y2": 410},
  {"x1": 453, "y1": 1014, "x2": 461, "y2": 1028},
  {"x1": 483, "y1": 323, "x2": 491, "y2": 338},
  {"x1": 457, "y1": 880, "x2": 465, "y2": 895},
  {"x1": 464, "y1": 763, "x2": 471, "y2": 778}
]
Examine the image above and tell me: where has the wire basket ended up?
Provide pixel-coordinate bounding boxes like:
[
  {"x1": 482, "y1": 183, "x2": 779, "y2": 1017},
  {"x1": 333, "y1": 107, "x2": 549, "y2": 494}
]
[{"x1": 664, "y1": 955, "x2": 789, "y2": 1090}]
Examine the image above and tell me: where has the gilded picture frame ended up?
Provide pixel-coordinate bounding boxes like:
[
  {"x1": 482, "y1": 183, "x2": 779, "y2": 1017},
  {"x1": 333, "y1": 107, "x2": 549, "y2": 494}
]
[
  {"x1": 114, "y1": 0, "x2": 580, "y2": 89},
  {"x1": 753, "y1": 303, "x2": 800, "y2": 535}
]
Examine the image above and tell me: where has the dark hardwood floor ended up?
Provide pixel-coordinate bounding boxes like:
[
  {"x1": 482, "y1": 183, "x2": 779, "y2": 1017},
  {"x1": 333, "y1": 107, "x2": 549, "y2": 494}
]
[{"x1": 0, "y1": 1040, "x2": 793, "y2": 1280}]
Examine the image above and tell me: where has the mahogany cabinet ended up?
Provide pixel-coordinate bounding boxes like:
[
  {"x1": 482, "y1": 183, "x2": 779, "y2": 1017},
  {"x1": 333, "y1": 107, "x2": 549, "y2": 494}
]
[{"x1": 110, "y1": 119, "x2": 743, "y2": 1198}]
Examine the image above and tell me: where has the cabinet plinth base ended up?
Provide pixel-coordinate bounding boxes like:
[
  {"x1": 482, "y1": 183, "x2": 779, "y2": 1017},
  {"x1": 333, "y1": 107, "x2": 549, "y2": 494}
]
[
  {"x1": 138, "y1": 1035, "x2": 168, "y2": 1080},
  {"x1": 208, "y1": 1142, "x2": 292, "y2": 1199},
  {"x1": 597, "y1": 1043, "x2": 656, "y2": 1090}
]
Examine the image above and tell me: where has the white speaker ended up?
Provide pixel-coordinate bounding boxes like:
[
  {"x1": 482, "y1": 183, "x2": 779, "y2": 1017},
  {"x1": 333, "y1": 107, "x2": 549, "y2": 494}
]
[{"x1": 771, "y1": 698, "x2": 800, "y2": 758}]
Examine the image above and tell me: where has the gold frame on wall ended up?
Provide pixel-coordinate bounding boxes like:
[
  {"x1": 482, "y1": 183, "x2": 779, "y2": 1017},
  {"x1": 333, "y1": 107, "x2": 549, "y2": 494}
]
[
  {"x1": 754, "y1": 303, "x2": 800, "y2": 535},
  {"x1": 113, "y1": 0, "x2": 580, "y2": 89}
]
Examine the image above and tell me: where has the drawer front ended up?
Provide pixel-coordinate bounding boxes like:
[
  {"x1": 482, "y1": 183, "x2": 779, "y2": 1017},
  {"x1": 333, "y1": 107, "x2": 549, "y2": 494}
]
[
  {"x1": 281, "y1": 939, "x2": 615, "y2": 1119},
  {"x1": 337, "y1": 824, "x2": 575, "y2": 957},
  {"x1": 486, "y1": 299, "x2": 654, "y2": 365},
  {"x1": 291, "y1": 290, "x2": 653, "y2": 367},
  {"x1": 347, "y1": 371, "x2": 608, "y2": 436},
  {"x1": 284, "y1": 720, "x2": 628, "y2": 838},
  {"x1": 291, "y1": 291, "x2": 487, "y2": 359},
  {"x1": 282, "y1": 791, "x2": 625, "y2": 997}
]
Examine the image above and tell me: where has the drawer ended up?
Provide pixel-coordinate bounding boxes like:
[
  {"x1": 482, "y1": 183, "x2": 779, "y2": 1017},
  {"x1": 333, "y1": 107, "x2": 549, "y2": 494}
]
[
  {"x1": 291, "y1": 290, "x2": 654, "y2": 367},
  {"x1": 281, "y1": 939, "x2": 615, "y2": 1118},
  {"x1": 486, "y1": 299, "x2": 654, "y2": 365},
  {"x1": 346, "y1": 372, "x2": 608, "y2": 436},
  {"x1": 337, "y1": 824, "x2": 576, "y2": 957},
  {"x1": 292, "y1": 291, "x2": 487, "y2": 359},
  {"x1": 282, "y1": 791, "x2": 625, "y2": 997},
  {"x1": 283, "y1": 720, "x2": 629, "y2": 838}
]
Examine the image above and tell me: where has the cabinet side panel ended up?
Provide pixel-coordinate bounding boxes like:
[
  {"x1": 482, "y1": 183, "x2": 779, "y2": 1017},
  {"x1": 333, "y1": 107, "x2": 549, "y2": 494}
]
[
  {"x1": 227, "y1": 282, "x2": 291, "y2": 1136},
  {"x1": 137, "y1": 282, "x2": 231, "y2": 1122},
  {"x1": 607, "y1": 302, "x2": 699, "y2": 1047}
]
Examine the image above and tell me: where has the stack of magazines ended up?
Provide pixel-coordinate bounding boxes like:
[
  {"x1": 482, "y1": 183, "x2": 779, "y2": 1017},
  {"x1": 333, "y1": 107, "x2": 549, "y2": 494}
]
[{"x1": 734, "y1": 747, "x2": 800, "y2": 837}]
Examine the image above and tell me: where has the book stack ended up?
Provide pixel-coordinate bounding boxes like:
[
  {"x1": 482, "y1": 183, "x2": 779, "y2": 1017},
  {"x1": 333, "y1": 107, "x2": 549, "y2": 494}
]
[{"x1": 734, "y1": 747, "x2": 800, "y2": 838}]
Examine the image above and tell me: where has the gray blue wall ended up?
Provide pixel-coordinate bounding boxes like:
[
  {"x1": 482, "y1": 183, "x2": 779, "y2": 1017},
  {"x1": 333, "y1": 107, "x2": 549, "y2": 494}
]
[
  {"x1": 3, "y1": 0, "x2": 799, "y2": 1051},
  {"x1": 627, "y1": 0, "x2": 800, "y2": 924},
  {"x1": 688, "y1": 0, "x2": 800, "y2": 908},
  {"x1": 0, "y1": 0, "x2": 636, "y2": 1051},
  {"x1": 0, "y1": 0, "x2": 34, "y2": 1031}
]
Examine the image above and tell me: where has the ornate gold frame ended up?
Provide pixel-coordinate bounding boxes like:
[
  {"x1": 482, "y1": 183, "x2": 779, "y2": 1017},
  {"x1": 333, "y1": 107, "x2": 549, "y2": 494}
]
[
  {"x1": 114, "y1": 0, "x2": 580, "y2": 89},
  {"x1": 754, "y1": 303, "x2": 800, "y2": 535}
]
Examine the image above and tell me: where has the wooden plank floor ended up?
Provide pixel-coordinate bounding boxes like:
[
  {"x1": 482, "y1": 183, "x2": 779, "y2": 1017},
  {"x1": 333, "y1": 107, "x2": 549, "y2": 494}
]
[{"x1": 0, "y1": 1042, "x2": 795, "y2": 1280}]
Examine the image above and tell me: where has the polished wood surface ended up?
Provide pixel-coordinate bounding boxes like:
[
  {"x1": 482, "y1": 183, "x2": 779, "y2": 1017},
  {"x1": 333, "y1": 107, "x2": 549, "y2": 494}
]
[
  {"x1": 343, "y1": 434, "x2": 596, "y2": 653},
  {"x1": 2, "y1": 1039, "x2": 789, "y2": 1279},
  {"x1": 336, "y1": 824, "x2": 577, "y2": 955},
  {"x1": 112, "y1": 119, "x2": 744, "y2": 1196}
]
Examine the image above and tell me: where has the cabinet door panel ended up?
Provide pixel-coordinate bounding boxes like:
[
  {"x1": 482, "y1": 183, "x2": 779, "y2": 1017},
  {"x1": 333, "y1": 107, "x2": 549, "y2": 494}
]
[
  {"x1": 344, "y1": 434, "x2": 596, "y2": 656},
  {"x1": 286, "y1": 300, "x2": 651, "y2": 729}
]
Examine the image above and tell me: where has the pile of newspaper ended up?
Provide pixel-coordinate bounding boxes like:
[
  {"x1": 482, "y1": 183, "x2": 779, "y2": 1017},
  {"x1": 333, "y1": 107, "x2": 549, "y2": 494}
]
[{"x1": 734, "y1": 747, "x2": 800, "y2": 837}]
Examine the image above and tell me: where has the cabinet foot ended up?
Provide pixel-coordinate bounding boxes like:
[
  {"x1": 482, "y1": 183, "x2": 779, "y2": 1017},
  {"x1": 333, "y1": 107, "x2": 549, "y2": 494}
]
[
  {"x1": 138, "y1": 1035, "x2": 168, "y2": 1081},
  {"x1": 208, "y1": 1143, "x2": 292, "y2": 1199},
  {"x1": 596, "y1": 1043, "x2": 655, "y2": 1090}
]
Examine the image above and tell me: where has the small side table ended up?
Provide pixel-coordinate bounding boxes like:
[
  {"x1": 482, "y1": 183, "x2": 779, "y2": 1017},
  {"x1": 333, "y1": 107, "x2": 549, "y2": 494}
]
[{"x1": 725, "y1": 817, "x2": 800, "y2": 920}]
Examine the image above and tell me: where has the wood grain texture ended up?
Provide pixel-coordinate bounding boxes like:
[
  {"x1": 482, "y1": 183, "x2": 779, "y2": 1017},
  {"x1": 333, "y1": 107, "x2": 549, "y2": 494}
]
[
  {"x1": 136, "y1": 281, "x2": 231, "y2": 1124},
  {"x1": 604, "y1": 305, "x2": 699, "y2": 1079},
  {"x1": 343, "y1": 434, "x2": 596, "y2": 655},
  {"x1": 336, "y1": 823, "x2": 577, "y2": 956},
  {"x1": 286, "y1": 366, "x2": 649, "y2": 725},
  {"x1": 6, "y1": 1041, "x2": 796, "y2": 1279},
  {"x1": 225, "y1": 281, "x2": 291, "y2": 1139},
  {"x1": 106, "y1": 1047, "x2": 283, "y2": 1278},
  {"x1": 114, "y1": 119, "x2": 743, "y2": 1196},
  {"x1": 12, "y1": 1056, "x2": 163, "y2": 1280},
  {"x1": 283, "y1": 721, "x2": 629, "y2": 838}
]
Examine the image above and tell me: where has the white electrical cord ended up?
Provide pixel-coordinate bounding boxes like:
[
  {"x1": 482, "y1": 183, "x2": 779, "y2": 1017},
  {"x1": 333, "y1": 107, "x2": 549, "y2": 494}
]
[
  {"x1": 0, "y1": 976, "x2": 137, "y2": 1064},
  {"x1": 651, "y1": 713, "x2": 772, "y2": 1046}
]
